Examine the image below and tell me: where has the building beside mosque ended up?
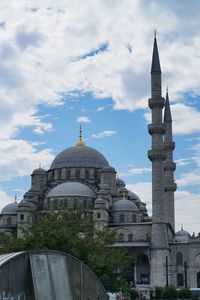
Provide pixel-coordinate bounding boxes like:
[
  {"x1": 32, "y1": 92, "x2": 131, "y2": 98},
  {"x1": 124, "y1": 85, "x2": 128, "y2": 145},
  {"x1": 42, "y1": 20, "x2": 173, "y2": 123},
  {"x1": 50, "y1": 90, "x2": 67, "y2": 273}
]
[{"x1": 0, "y1": 36, "x2": 200, "y2": 290}]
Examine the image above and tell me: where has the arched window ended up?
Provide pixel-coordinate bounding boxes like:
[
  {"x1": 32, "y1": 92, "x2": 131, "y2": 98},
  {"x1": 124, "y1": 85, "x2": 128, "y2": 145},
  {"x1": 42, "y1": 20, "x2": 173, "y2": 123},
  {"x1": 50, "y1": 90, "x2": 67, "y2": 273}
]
[
  {"x1": 176, "y1": 252, "x2": 183, "y2": 266},
  {"x1": 66, "y1": 169, "x2": 71, "y2": 178},
  {"x1": 177, "y1": 274, "x2": 184, "y2": 287},
  {"x1": 83, "y1": 199, "x2": 87, "y2": 209},
  {"x1": 119, "y1": 214, "x2": 125, "y2": 223},
  {"x1": 7, "y1": 217, "x2": 12, "y2": 225},
  {"x1": 94, "y1": 170, "x2": 98, "y2": 180},
  {"x1": 73, "y1": 199, "x2": 78, "y2": 208},
  {"x1": 132, "y1": 214, "x2": 136, "y2": 222},
  {"x1": 128, "y1": 234, "x2": 133, "y2": 242},
  {"x1": 76, "y1": 169, "x2": 80, "y2": 179},
  {"x1": 85, "y1": 170, "x2": 90, "y2": 179},
  {"x1": 119, "y1": 233, "x2": 124, "y2": 242}
]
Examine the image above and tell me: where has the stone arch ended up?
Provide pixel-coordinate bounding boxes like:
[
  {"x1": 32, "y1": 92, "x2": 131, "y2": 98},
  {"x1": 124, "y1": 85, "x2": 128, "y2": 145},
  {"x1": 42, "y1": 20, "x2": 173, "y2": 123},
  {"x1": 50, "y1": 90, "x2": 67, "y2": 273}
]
[{"x1": 136, "y1": 253, "x2": 150, "y2": 284}]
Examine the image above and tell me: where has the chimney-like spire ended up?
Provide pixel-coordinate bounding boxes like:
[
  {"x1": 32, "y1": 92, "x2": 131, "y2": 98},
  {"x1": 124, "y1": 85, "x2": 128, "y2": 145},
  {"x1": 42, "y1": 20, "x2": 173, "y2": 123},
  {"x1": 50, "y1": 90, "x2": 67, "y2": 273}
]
[
  {"x1": 151, "y1": 33, "x2": 161, "y2": 74},
  {"x1": 164, "y1": 88, "x2": 172, "y2": 123}
]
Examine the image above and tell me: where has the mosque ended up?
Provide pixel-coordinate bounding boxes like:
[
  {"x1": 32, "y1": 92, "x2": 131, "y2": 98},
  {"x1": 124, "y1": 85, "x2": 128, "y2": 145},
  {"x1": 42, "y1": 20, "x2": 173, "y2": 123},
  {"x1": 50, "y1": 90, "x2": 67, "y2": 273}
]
[{"x1": 0, "y1": 36, "x2": 200, "y2": 290}]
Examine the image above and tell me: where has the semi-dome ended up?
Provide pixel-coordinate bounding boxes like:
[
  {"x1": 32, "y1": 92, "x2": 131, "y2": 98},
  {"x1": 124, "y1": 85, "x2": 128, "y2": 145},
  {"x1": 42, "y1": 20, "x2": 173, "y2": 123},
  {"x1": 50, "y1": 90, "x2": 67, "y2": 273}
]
[
  {"x1": 128, "y1": 191, "x2": 141, "y2": 202},
  {"x1": 1, "y1": 202, "x2": 18, "y2": 215},
  {"x1": 112, "y1": 199, "x2": 139, "y2": 211},
  {"x1": 50, "y1": 145, "x2": 109, "y2": 169},
  {"x1": 47, "y1": 182, "x2": 97, "y2": 198}
]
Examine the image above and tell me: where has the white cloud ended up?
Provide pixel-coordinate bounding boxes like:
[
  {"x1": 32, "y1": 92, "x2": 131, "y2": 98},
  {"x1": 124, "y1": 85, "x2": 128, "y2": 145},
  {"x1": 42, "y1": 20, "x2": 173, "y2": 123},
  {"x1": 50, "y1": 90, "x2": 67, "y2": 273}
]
[
  {"x1": 175, "y1": 190, "x2": 200, "y2": 234},
  {"x1": 128, "y1": 167, "x2": 151, "y2": 175},
  {"x1": 0, "y1": 189, "x2": 13, "y2": 212},
  {"x1": 176, "y1": 169, "x2": 200, "y2": 187},
  {"x1": 0, "y1": 139, "x2": 54, "y2": 180},
  {"x1": 175, "y1": 158, "x2": 191, "y2": 167},
  {"x1": 0, "y1": 0, "x2": 199, "y2": 143},
  {"x1": 126, "y1": 182, "x2": 152, "y2": 209},
  {"x1": 91, "y1": 130, "x2": 116, "y2": 139},
  {"x1": 76, "y1": 116, "x2": 91, "y2": 123}
]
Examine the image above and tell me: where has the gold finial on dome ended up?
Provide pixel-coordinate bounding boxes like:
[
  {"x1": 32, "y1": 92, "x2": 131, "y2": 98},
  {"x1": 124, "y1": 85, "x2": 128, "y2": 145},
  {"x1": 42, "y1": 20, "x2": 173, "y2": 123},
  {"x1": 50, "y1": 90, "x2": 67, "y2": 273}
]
[
  {"x1": 14, "y1": 194, "x2": 17, "y2": 203},
  {"x1": 76, "y1": 125, "x2": 85, "y2": 146}
]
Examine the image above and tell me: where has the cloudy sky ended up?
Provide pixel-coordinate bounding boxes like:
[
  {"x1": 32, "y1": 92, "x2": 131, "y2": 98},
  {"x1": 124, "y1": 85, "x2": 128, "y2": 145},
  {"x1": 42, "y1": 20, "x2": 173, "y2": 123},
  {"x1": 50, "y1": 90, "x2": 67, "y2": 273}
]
[{"x1": 0, "y1": 0, "x2": 200, "y2": 234}]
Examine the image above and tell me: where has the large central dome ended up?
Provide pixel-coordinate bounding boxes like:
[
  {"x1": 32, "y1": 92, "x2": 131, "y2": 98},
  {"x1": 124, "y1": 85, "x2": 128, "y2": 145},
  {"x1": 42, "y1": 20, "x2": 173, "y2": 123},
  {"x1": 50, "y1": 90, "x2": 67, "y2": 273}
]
[{"x1": 50, "y1": 145, "x2": 109, "y2": 169}]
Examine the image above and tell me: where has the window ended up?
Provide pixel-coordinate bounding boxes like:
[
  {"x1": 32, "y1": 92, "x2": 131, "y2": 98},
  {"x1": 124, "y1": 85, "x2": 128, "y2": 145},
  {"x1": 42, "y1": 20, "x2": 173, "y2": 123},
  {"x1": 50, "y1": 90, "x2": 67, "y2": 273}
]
[
  {"x1": 7, "y1": 217, "x2": 12, "y2": 225},
  {"x1": 97, "y1": 213, "x2": 101, "y2": 219},
  {"x1": 76, "y1": 169, "x2": 80, "y2": 179},
  {"x1": 119, "y1": 214, "x2": 125, "y2": 223},
  {"x1": 20, "y1": 214, "x2": 24, "y2": 221},
  {"x1": 73, "y1": 199, "x2": 78, "y2": 208},
  {"x1": 132, "y1": 214, "x2": 136, "y2": 222},
  {"x1": 83, "y1": 199, "x2": 87, "y2": 209},
  {"x1": 128, "y1": 234, "x2": 133, "y2": 242},
  {"x1": 176, "y1": 252, "x2": 183, "y2": 266},
  {"x1": 119, "y1": 233, "x2": 124, "y2": 242},
  {"x1": 177, "y1": 274, "x2": 184, "y2": 287},
  {"x1": 85, "y1": 170, "x2": 90, "y2": 179}
]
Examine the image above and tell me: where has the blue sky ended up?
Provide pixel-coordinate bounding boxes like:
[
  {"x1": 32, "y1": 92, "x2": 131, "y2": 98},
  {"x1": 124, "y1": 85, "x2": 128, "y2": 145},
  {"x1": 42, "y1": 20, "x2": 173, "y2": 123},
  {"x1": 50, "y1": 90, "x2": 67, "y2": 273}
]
[{"x1": 0, "y1": 0, "x2": 200, "y2": 234}]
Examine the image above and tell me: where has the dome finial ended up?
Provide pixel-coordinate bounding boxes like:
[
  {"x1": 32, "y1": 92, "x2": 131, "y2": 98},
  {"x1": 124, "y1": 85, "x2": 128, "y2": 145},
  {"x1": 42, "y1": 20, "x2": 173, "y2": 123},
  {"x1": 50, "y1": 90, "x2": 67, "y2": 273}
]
[
  {"x1": 122, "y1": 192, "x2": 126, "y2": 200},
  {"x1": 76, "y1": 125, "x2": 85, "y2": 146},
  {"x1": 14, "y1": 194, "x2": 17, "y2": 203}
]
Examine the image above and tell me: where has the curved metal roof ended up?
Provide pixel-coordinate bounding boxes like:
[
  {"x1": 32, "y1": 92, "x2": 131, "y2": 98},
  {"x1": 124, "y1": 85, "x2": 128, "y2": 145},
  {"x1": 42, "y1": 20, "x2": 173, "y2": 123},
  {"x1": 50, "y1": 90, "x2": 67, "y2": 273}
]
[
  {"x1": 0, "y1": 250, "x2": 107, "y2": 300},
  {"x1": 47, "y1": 181, "x2": 96, "y2": 198},
  {"x1": 50, "y1": 145, "x2": 109, "y2": 169},
  {"x1": 1, "y1": 202, "x2": 18, "y2": 215},
  {"x1": 112, "y1": 199, "x2": 139, "y2": 211}
]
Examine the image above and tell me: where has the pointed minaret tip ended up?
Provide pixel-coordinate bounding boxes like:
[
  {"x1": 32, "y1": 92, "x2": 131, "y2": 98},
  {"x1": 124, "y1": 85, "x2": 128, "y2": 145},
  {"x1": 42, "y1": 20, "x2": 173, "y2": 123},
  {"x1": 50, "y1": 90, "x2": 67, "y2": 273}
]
[
  {"x1": 164, "y1": 87, "x2": 172, "y2": 123},
  {"x1": 151, "y1": 31, "x2": 161, "y2": 74},
  {"x1": 76, "y1": 125, "x2": 85, "y2": 146}
]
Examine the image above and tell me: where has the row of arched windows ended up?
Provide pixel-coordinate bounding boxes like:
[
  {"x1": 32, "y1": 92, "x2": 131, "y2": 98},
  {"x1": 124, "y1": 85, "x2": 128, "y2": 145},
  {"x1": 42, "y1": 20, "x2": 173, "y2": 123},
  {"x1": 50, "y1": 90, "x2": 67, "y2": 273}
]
[
  {"x1": 48, "y1": 168, "x2": 99, "y2": 181},
  {"x1": 119, "y1": 214, "x2": 137, "y2": 223},
  {"x1": 118, "y1": 233, "x2": 134, "y2": 242},
  {"x1": 46, "y1": 198, "x2": 91, "y2": 210}
]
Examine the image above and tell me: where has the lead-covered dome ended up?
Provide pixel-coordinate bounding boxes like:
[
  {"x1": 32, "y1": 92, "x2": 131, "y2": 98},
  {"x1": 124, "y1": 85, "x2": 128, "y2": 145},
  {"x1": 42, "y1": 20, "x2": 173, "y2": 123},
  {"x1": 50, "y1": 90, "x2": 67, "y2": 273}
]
[
  {"x1": 1, "y1": 202, "x2": 18, "y2": 215},
  {"x1": 47, "y1": 182, "x2": 97, "y2": 198},
  {"x1": 50, "y1": 145, "x2": 109, "y2": 169},
  {"x1": 112, "y1": 199, "x2": 139, "y2": 211}
]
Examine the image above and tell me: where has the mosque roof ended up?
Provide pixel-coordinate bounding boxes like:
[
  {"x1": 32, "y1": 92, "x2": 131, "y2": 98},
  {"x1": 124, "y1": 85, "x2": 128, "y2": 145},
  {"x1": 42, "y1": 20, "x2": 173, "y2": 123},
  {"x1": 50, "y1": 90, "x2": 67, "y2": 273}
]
[
  {"x1": 174, "y1": 228, "x2": 190, "y2": 243},
  {"x1": 1, "y1": 202, "x2": 18, "y2": 215},
  {"x1": 112, "y1": 199, "x2": 139, "y2": 211},
  {"x1": 32, "y1": 167, "x2": 46, "y2": 175},
  {"x1": 50, "y1": 146, "x2": 109, "y2": 169},
  {"x1": 50, "y1": 126, "x2": 109, "y2": 169},
  {"x1": 47, "y1": 182, "x2": 97, "y2": 198}
]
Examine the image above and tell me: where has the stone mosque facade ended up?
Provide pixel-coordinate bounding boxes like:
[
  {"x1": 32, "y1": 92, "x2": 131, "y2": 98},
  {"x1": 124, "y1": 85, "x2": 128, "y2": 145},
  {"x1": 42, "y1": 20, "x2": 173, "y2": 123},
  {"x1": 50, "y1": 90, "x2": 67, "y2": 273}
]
[{"x1": 0, "y1": 37, "x2": 200, "y2": 290}]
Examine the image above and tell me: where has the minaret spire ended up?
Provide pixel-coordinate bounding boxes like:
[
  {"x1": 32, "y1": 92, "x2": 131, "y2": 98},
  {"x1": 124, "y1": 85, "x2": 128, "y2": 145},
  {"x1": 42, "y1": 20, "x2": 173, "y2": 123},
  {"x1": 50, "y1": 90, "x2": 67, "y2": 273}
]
[
  {"x1": 164, "y1": 88, "x2": 172, "y2": 123},
  {"x1": 76, "y1": 125, "x2": 85, "y2": 146},
  {"x1": 151, "y1": 33, "x2": 161, "y2": 74}
]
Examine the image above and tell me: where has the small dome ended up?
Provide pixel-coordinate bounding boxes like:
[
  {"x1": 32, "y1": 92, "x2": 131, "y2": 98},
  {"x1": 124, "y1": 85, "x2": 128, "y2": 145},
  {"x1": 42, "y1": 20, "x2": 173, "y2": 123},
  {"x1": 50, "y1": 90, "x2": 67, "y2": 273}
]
[
  {"x1": 50, "y1": 146, "x2": 109, "y2": 169},
  {"x1": 128, "y1": 191, "x2": 141, "y2": 202},
  {"x1": 1, "y1": 202, "x2": 18, "y2": 215},
  {"x1": 174, "y1": 228, "x2": 190, "y2": 243},
  {"x1": 112, "y1": 199, "x2": 139, "y2": 211},
  {"x1": 47, "y1": 182, "x2": 96, "y2": 198},
  {"x1": 101, "y1": 166, "x2": 116, "y2": 173},
  {"x1": 116, "y1": 178, "x2": 125, "y2": 187},
  {"x1": 32, "y1": 167, "x2": 46, "y2": 175}
]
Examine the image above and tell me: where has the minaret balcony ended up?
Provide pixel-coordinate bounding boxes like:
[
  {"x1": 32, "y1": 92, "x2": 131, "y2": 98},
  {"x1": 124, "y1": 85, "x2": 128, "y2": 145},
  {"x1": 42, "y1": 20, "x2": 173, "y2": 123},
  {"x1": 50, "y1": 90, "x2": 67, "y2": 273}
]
[
  {"x1": 163, "y1": 141, "x2": 175, "y2": 151},
  {"x1": 148, "y1": 149, "x2": 167, "y2": 161},
  {"x1": 148, "y1": 123, "x2": 166, "y2": 135},
  {"x1": 164, "y1": 161, "x2": 176, "y2": 172},
  {"x1": 165, "y1": 183, "x2": 177, "y2": 192},
  {"x1": 148, "y1": 97, "x2": 165, "y2": 109}
]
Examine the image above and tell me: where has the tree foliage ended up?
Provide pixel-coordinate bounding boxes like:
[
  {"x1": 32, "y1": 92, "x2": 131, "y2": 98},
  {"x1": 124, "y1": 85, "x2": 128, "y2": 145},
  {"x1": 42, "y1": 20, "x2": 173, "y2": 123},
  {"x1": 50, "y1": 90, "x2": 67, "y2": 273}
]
[{"x1": 0, "y1": 209, "x2": 129, "y2": 291}]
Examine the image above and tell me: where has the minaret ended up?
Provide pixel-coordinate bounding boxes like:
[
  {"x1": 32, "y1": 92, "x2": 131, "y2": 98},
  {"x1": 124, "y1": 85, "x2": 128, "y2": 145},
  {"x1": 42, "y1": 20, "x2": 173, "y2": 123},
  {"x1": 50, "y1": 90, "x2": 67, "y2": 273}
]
[
  {"x1": 163, "y1": 89, "x2": 177, "y2": 230},
  {"x1": 148, "y1": 33, "x2": 169, "y2": 286}
]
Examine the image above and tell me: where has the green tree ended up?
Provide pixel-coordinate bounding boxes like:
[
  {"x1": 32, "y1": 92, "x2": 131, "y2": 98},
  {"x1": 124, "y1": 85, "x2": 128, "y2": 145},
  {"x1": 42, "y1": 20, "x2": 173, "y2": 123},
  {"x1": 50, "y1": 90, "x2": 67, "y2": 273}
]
[
  {"x1": 178, "y1": 288, "x2": 191, "y2": 299},
  {"x1": 0, "y1": 209, "x2": 129, "y2": 291}
]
